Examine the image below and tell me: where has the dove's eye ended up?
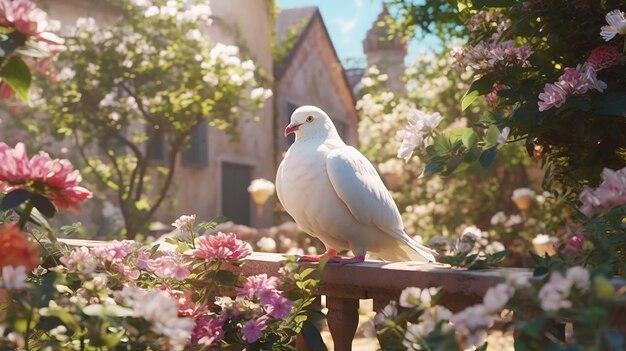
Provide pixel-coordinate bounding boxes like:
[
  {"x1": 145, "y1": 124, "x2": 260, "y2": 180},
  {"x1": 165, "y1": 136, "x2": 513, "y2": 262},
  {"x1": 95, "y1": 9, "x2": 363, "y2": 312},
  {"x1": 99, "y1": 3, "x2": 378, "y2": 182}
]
[{"x1": 306, "y1": 115, "x2": 314, "y2": 123}]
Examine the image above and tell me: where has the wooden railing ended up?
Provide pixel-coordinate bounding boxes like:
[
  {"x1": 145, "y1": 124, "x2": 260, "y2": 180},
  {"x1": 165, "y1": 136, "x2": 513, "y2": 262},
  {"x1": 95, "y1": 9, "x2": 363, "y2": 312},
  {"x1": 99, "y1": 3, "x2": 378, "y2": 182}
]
[{"x1": 60, "y1": 239, "x2": 626, "y2": 350}]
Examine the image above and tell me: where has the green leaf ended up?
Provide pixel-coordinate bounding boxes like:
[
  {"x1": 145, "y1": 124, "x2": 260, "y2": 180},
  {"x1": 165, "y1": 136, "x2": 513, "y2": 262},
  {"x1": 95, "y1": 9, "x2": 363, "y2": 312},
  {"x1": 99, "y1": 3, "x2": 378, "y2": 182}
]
[
  {"x1": 479, "y1": 147, "x2": 497, "y2": 168},
  {"x1": 489, "y1": 250, "x2": 510, "y2": 262},
  {"x1": 461, "y1": 74, "x2": 496, "y2": 111},
  {"x1": 300, "y1": 320, "x2": 327, "y2": 351},
  {"x1": 0, "y1": 188, "x2": 31, "y2": 210},
  {"x1": 420, "y1": 162, "x2": 444, "y2": 178},
  {"x1": 592, "y1": 91, "x2": 626, "y2": 116},
  {"x1": 460, "y1": 128, "x2": 478, "y2": 148},
  {"x1": 215, "y1": 270, "x2": 236, "y2": 285},
  {"x1": 1, "y1": 55, "x2": 31, "y2": 102},
  {"x1": 31, "y1": 194, "x2": 57, "y2": 217},
  {"x1": 485, "y1": 125, "x2": 501, "y2": 146}
]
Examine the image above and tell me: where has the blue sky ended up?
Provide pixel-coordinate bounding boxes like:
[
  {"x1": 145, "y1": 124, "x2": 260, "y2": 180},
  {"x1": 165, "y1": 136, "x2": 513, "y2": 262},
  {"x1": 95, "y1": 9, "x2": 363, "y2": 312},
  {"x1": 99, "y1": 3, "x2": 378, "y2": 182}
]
[{"x1": 276, "y1": 0, "x2": 441, "y2": 68}]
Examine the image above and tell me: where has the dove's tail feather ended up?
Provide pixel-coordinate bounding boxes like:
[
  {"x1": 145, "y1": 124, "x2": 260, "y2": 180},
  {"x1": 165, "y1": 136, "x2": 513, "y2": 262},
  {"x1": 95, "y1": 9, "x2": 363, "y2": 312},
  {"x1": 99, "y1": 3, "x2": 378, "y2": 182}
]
[{"x1": 380, "y1": 230, "x2": 438, "y2": 262}]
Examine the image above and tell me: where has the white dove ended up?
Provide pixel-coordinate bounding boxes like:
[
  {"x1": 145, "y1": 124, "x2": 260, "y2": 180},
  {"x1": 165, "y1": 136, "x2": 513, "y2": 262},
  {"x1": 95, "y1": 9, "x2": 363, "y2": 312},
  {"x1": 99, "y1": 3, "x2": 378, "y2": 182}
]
[{"x1": 276, "y1": 105, "x2": 436, "y2": 263}]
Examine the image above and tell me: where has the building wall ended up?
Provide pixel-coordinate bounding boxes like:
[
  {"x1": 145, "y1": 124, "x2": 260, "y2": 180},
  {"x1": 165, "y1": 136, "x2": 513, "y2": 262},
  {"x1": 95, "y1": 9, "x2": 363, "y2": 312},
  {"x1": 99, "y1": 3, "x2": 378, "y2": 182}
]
[{"x1": 276, "y1": 16, "x2": 358, "y2": 158}]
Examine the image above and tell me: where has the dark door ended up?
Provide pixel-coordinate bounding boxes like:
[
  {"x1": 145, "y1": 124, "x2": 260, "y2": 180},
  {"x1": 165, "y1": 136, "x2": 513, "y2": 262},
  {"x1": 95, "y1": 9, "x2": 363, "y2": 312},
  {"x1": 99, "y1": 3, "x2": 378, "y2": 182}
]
[{"x1": 221, "y1": 162, "x2": 252, "y2": 226}]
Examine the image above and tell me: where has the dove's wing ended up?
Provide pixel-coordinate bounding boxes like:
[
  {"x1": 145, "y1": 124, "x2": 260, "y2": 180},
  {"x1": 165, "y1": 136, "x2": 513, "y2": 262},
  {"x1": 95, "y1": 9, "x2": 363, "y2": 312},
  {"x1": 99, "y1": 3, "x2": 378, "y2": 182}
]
[
  {"x1": 326, "y1": 146, "x2": 436, "y2": 262},
  {"x1": 326, "y1": 146, "x2": 403, "y2": 230}
]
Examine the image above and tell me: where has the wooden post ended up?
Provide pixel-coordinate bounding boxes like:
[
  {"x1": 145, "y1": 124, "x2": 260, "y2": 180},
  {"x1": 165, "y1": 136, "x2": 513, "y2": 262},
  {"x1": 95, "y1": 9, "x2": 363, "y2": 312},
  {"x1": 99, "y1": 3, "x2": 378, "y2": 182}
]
[{"x1": 326, "y1": 296, "x2": 359, "y2": 351}]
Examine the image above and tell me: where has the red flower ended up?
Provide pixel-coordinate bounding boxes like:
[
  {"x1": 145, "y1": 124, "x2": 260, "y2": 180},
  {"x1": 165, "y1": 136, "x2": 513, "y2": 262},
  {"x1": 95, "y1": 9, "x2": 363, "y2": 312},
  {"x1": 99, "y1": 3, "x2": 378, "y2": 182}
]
[
  {"x1": 0, "y1": 81, "x2": 15, "y2": 100},
  {"x1": 587, "y1": 45, "x2": 625, "y2": 71},
  {"x1": 0, "y1": 224, "x2": 39, "y2": 272}
]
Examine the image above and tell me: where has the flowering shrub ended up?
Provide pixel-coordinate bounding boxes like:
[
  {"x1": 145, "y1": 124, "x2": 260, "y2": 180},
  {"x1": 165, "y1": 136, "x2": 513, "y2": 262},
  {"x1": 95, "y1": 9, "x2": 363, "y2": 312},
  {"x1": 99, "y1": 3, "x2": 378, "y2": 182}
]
[
  {"x1": 376, "y1": 266, "x2": 625, "y2": 350},
  {"x1": 0, "y1": 0, "x2": 62, "y2": 101},
  {"x1": 393, "y1": 1, "x2": 626, "y2": 192},
  {"x1": 0, "y1": 214, "x2": 325, "y2": 350}
]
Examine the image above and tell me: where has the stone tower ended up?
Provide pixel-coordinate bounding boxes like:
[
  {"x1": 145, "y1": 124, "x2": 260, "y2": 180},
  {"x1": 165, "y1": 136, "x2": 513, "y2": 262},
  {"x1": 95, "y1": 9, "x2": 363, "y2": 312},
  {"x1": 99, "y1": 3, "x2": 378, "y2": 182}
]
[{"x1": 362, "y1": 4, "x2": 407, "y2": 93}]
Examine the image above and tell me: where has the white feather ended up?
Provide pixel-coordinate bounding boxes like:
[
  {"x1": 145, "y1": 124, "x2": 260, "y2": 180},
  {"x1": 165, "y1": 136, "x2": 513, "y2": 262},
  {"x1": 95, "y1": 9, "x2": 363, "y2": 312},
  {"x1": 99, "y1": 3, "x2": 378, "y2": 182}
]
[{"x1": 276, "y1": 105, "x2": 435, "y2": 262}]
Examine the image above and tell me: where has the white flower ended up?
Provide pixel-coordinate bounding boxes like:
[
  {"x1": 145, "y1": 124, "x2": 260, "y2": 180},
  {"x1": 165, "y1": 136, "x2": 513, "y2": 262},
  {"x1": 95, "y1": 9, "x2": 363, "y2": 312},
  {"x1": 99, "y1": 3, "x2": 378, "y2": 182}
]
[
  {"x1": 483, "y1": 283, "x2": 513, "y2": 313},
  {"x1": 250, "y1": 87, "x2": 272, "y2": 100},
  {"x1": 2, "y1": 266, "x2": 27, "y2": 289},
  {"x1": 373, "y1": 300, "x2": 397, "y2": 326},
  {"x1": 248, "y1": 178, "x2": 275, "y2": 205},
  {"x1": 408, "y1": 109, "x2": 443, "y2": 135},
  {"x1": 99, "y1": 91, "x2": 119, "y2": 108},
  {"x1": 505, "y1": 272, "x2": 530, "y2": 289},
  {"x1": 256, "y1": 237, "x2": 277, "y2": 252},
  {"x1": 461, "y1": 225, "x2": 482, "y2": 242},
  {"x1": 57, "y1": 67, "x2": 76, "y2": 81},
  {"x1": 490, "y1": 211, "x2": 506, "y2": 225},
  {"x1": 496, "y1": 127, "x2": 509, "y2": 145},
  {"x1": 399, "y1": 287, "x2": 438, "y2": 308},
  {"x1": 450, "y1": 304, "x2": 493, "y2": 348},
  {"x1": 484, "y1": 241, "x2": 505, "y2": 254},
  {"x1": 511, "y1": 187, "x2": 536, "y2": 202},
  {"x1": 172, "y1": 214, "x2": 196, "y2": 232},
  {"x1": 601, "y1": 10, "x2": 626, "y2": 41},
  {"x1": 532, "y1": 234, "x2": 552, "y2": 245},
  {"x1": 566, "y1": 266, "x2": 590, "y2": 292}
]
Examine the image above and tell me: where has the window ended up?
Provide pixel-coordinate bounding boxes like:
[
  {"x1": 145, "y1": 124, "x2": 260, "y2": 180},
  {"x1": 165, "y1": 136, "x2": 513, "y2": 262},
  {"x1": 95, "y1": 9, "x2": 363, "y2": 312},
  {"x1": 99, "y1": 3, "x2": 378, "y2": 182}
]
[
  {"x1": 286, "y1": 102, "x2": 298, "y2": 146},
  {"x1": 221, "y1": 162, "x2": 252, "y2": 226},
  {"x1": 147, "y1": 127, "x2": 166, "y2": 164},
  {"x1": 182, "y1": 120, "x2": 208, "y2": 168}
]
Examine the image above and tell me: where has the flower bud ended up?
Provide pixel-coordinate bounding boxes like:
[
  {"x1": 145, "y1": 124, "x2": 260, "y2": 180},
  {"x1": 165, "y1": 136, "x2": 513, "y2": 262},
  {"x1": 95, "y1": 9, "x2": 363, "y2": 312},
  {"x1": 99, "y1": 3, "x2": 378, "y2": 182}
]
[{"x1": 593, "y1": 276, "x2": 615, "y2": 299}]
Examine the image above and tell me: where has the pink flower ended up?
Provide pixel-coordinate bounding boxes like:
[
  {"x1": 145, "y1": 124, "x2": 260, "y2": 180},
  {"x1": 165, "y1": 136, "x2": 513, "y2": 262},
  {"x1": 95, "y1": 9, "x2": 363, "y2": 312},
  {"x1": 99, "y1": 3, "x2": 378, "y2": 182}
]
[
  {"x1": 485, "y1": 84, "x2": 506, "y2": 108},
  {"x1": 92, "y1": 240, "x2": 137, "y2": 262},
  {"x1": 135, "y1": 251, "x2": 150, "y2": 270},
  {"x1": 193, "y1": 232, "x2": 251, "y2": 261},
  {"x1": 0, "y1": 142, "x2": 31, "y2": 184},
  {"x1": 0, "y1": 81, "x2": 15, "y2": 100},
  {"x1": 169, "y1": 290, "x2": 197, "y2": 317},
  {"x1": 236, "y1": 274, "x2": 279, "y2": 300},
  {"x1": 601, "y1": 9, "x2": 626, "y2": 41},
  {"x1": 147, "y1": 252, "x2": 190, "y2": 281},
  {"x1": 538, "y1": 83, "x2": 567, "y2": 111},
  {"x1": 29, "y1": 152, "x2": 92, "y2": 209},
  {"x1": 587, "y1": 45, "x2": 625, "y2": 71},
  {"x1": 241, "y1": 315, "x2": 269, "y2": 343},
  {"x1": 265, "y1": 294, "x2": 293, "y2": 319},
  {"x1": 192, "y1": 315, "x2": 224, "y2": 347},
  {"x1": 538, "y1": 64, "x2": 606, "y2": 112},
  {"x1": 579, "y1": 166, "x2": 626, "y2": 215},
  {"x1": 0, "y1": 0, "x2": 47, "y2": 36}
]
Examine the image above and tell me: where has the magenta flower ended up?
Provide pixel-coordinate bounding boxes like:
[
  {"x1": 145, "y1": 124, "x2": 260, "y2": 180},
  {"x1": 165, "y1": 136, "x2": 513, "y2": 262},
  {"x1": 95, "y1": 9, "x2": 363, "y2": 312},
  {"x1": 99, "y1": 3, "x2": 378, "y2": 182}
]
[
  {"x1": 236, "y1": 274, "x2": 279, "y2": 300},
  {"x1": 193, "y1": 232, "x2": 251, "y2": 261},
  {"x1": 192, "y1": 315, "x2": 225, "y2": 347},
  {"x1": 587, "y1": 45, "x2": 625, "y2": 71},
  {"x1": 265, "y1": 294, "x2": 293, "y2": 319},
  {"x1": 241, "y1": 315, "x2": 269, "y2": 343},
  {"x1": 538, "y1": 83, "x2": 567, "y2": 111},
  {"x1": 562, "y1": 235, "x2": 587, "y2": 255}
]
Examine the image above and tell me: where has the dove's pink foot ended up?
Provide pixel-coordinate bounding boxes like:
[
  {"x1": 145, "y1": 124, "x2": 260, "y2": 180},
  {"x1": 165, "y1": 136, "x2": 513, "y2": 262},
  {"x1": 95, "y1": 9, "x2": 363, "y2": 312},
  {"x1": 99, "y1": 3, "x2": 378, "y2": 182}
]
[
  {"x1": 329, "y1": 254, "x2": 366, "y2": 264},
  {"x1": 298, "y1": 249, "x2": 338, "y2": 262}
]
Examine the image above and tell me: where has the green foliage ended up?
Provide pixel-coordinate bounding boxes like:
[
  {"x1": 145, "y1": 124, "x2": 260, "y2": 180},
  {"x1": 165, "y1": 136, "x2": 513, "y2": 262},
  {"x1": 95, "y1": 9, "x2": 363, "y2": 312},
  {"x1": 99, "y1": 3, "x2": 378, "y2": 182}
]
[{"x1": 388, "y1": 0, "x2": 626, "y2": 193}]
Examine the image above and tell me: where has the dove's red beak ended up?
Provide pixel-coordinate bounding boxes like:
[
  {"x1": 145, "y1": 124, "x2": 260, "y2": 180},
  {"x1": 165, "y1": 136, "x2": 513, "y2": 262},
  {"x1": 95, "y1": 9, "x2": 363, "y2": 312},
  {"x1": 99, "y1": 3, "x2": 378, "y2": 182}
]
[{"x1": 284, "y1": 123, "x2": 302, "y2": 137}]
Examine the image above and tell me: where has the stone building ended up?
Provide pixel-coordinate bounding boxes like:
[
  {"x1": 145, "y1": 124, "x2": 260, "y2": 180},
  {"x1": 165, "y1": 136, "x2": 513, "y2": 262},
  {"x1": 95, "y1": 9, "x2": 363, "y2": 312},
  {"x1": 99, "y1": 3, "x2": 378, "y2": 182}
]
[
  {"x1": 274, "y1": 6, "x2": 359, "y2": 156},
  {"x1": 8, "y1": 1, "x2": 357, "y2": 232}
]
